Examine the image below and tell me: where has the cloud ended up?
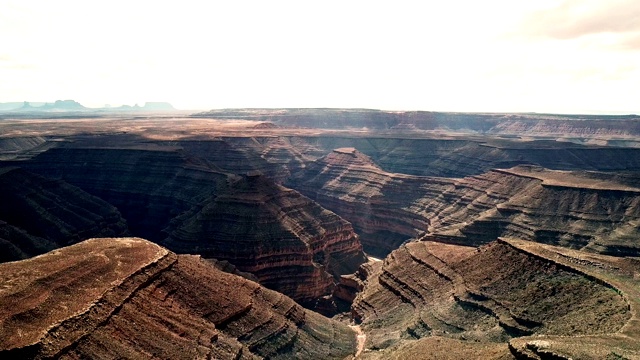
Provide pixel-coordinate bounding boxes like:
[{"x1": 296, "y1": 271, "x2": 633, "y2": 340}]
[{"x1": 521, "y1": 0, "x2": 640, "y2": 41}]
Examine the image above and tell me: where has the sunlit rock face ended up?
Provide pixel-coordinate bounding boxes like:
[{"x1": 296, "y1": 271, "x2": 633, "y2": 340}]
[
  {"x1": 0, "y1": 238, "x2": 357, "y2": 359},
  {"x1": 352, "y1": 239, "x2": 633, "y2": 358}
]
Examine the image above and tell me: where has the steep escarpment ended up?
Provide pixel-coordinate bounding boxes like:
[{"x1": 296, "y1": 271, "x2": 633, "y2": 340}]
[
  {"x1": 20, "y1": 145, "x2": 228, "y2": 242},
  {"x1": 291, "y1": 148, "x2": 640, "y2": 257},
  {"x1": 0, "y1": 136, "x2": 50, "y2": 160},
  {"x1": 423, "y1": 166, "x2": 640, "y2": 256},
  {"x1": 164, "y1": 173, "x2": 366, "y2": 309},
  {"x1": 0, "y1": 238, "x2": 357, "y2": 359},
  {"x1": 192, "y1": 108, "x2": 640, "y2": 137},
  {"x1": 0, "y1": 167, "x2": 129, "y2": 262},
  {"x1": 288, "y1": 148, "x2": 451, "y2": 257},
  {"x1": 352, "y1": 239, "x2": 636, "y2": 359},
  {"x1": 179, "y1": 139, "x2": 290, "y2": 183}
]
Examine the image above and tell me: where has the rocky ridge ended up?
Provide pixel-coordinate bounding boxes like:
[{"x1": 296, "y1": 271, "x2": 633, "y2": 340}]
[
  {"x1": 290, "y1": 149, "x2": 640, "y2": 257},
  {"x1": 163, "y1": 172, "x2": 366, "y2": 309},
  {"x1": 351, "y1": 238, "x2": 638, "y2": 359},
  {"x1": 0, "y1": 238, "x2": 357, "y2": 359}
]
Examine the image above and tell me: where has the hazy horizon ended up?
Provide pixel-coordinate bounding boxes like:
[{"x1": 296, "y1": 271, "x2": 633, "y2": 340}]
[{"x1": 2, "y1": 1, "x2": 639, "y2": 114}]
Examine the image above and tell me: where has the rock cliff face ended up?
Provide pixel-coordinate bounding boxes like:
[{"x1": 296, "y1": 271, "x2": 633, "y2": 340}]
[
  {"x1": 21, "y1": 145, "x2": 228, "y2": 242},
  {"x1": 420, "y1": 166, "x2": 640, "y2": 256},
  {"x1": 193, "y1": 108, "x2": 640, "y2": 140},
  {"x1": 352, "y1": 239, "x2": 637, "y2": 359},
  {"x1": 164, "y1": 173, "x2": 366, "y2": 309},
  {"x1": 291, "y1": 148, "x2": 640, "y2": 257},
  {"x1": 176, "y1": 135, "x2": 640, "y2": 180},
  {"x1": 0, "y1": 238, "x2": 357, "y2": 359},
  {"x1": 0, "y1": 167, "x2": 129, "y2": 262},
  {"x1": 10, "y1": 142, "x2": 368, "y2": 307},
  {"x1": 288, "y1": 148, "x2": 450, "y2": 256}
]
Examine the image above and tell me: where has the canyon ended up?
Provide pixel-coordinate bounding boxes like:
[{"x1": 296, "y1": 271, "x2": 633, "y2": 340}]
[{"x1": 0, "y1": 109, "x2": 639, "y2": 358}]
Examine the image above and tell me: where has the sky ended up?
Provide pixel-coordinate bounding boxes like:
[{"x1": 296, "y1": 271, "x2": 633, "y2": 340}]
[{"x1": 1, "y1": 0, "x2": 639, "y2": 113}]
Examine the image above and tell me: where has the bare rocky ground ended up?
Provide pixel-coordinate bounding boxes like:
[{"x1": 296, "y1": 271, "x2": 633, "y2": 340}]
[{"x1": 1, "y1": 110, "x2": 640, "y2": 359}]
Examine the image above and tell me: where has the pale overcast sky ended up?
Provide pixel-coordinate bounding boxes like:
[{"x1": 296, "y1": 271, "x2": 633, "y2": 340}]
[{"x1": 1, "y1": 0, "x2": 639, "y2": 113}]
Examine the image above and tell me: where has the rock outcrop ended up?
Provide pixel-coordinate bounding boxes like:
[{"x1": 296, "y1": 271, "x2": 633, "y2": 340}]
[
  {"x1": 163, "y1": 172, "x2": 366, "y2": 309},
  {"x1": 21, "y1": 145, "x2": 228, "y2": 242},
  {"x1": 291, "y1": 148, "x2": 640, "y2": 257},
  {"x1": 0, "y1": 238, "x2": 357, "y2": 359},
  {"x1": 420, "y1": 166, "x2": 640, "y2": 256},
  {"x1": 352, "y1": 239, "x2": 638, "y2": 359},
  {"x1": 288, "y1": 147, "x2": 450, "y2": 256},
  {"x1": 0, "y1": 167, "x2": 129, "y2": 262}
]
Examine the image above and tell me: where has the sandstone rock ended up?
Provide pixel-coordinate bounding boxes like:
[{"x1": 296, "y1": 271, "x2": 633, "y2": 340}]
[
  {"x1": 352, "y1": 239, "x2": 636, "y2": 358},
  {"x1": 291, "y1": 148, "x2": 640, "y2": 257},
  {"x1": 0, "y1": 238, "x2": 357, "y2": 359},
  {"x1": 288, "y1": 148, "x2": 448, "y2": 257},
  {"x1": 163, "y1": 173, "x2": 366, "y2": 309}
]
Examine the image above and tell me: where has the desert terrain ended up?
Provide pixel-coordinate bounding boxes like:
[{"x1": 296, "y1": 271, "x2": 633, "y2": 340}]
[{"x1": 1, "y1": 108, "x2": 640, "y2": 359}]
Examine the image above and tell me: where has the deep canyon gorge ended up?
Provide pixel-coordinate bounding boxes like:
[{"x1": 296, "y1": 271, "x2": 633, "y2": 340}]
[{"x1": 1, "y1": 109, "x2": 640, "y2": 359}]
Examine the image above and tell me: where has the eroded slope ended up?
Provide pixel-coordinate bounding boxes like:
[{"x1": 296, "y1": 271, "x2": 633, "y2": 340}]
[
  {"x1": 164, "y1": 172, "x2": 366, "y2": 309},
  {"x1": 351, "y1": 239, "x2": 638, "y2": 359},
  {"x1": 291, "y1": 148, "x2": 640, "y2": 256},
  {"x1": 0, "y1": 238, "x2": 357, "y2": 359}
]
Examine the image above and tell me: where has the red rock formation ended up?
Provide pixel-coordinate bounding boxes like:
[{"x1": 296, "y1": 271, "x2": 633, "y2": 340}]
[
  {"x1": 291, "y1": 148, "x2": 640, "y2": 257},
  {"x1": 0, "y1": 238, "x2": 357, "y2": 359},
  {"x1": 352, "y1": 239, "x2": 637, "y2": 358},
  {"x1": 289, "y1": 147, "x2": 451, "y2": 256},
  {"x1": 163, "y1": 172, "x2": 366, "y2": 309}
]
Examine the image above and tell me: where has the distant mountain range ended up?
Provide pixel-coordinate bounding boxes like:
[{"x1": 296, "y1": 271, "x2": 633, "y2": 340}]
[{"x1": 0, "y1": 100, "x2": 176, "y2": 112}]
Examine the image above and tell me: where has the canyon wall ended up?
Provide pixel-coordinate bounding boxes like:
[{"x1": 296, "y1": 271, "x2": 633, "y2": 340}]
[
  {"x1": 7, "y1": 142, "x2": 367, "y2": 308},
  {"x1": 0, "y1": 238, "x2": 357, "y2": 359},
  {"x1": 163, "y1": 172, "x2": 366, "y2": 308},
  {"x1": 290, "y1": 148, "x2": 640, "y2": 257},
  {"x1": 0, "y1": 167, "x2": 129, "y2": 262},
  {"x1": 352, "y1": 239, "x2": 637, "y2": 359}
]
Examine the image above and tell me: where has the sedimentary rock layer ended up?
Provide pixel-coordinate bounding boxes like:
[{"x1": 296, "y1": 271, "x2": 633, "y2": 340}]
[
  {"x1": 0, "y1": 167, "x2": 129, "y2": 262},
  {"x1": 0, "y1": 238, "x2": 357, "y2": 359},
  {"x1": 288, "y1": 147, "x2": 451, "y2": 256},
  {"x1": 291, "y1": 148, "x2": 640, "y2": 256},
  {"x1": 164, "y1": 173, "x2": 366, "y2": 307},
  {"x1": 21, "y1": 145, "x2": 228, "y2": 242},
  {"x1": 352, "y1": 239, "x2": 637, "y2": 359},
  {"x1": 193, "y1": 108, "x2": 640, "y2": 134},
  {"x1": 421, "y1": 166, "x2": 640, "y2": 255}
]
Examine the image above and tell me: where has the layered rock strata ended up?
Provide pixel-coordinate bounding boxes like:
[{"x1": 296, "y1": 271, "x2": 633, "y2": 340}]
[
  {"x1": 21, "y1": 145, "x2": 228, "y2": 242},
  {"x1": 421, "y1": 166, "x2": 640, "y2": 255},
  {"x1": 288, "y1": 147, "x2": 451, "y2": 256},
  {"x1": 0, "y1": 167, "x2": 129, "y2": 262},
  {"x1": 0, "y1": 238, "x2": 357, "y2": 359},
  {"x1": 291, "y1": 148, "x2": 640, "y2": 256},
  {"x1": 352, "y1": 239, "x2": 637, "y2": 359},
  {"x1": 164, "y1": 173, "x2": 366, "y2": 308}
]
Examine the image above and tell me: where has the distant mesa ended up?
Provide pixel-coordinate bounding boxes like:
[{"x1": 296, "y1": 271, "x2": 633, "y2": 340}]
[
  {"x1": 0, "y1": 100, "x2": 176, "y2": 113},
  {"x1": 17, "y1": 99, "x2": 86, "y2": 112},
  {"x1": 105, "y1": 101, "x2": 176, "y2": 112},
  {"x1": 141, "y1": 101, "x2": 175, "y2": 111}
]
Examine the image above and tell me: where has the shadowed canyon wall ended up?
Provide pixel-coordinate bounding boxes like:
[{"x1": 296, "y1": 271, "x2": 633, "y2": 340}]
[{"x1": 0, "y1": 167, "x2": 129, "y2": 261}]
